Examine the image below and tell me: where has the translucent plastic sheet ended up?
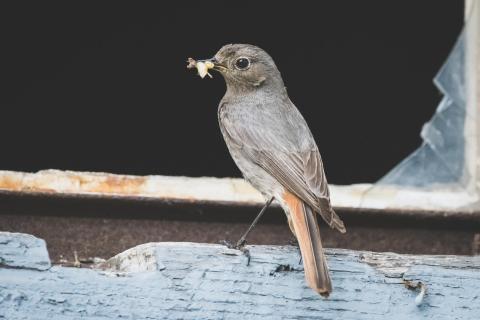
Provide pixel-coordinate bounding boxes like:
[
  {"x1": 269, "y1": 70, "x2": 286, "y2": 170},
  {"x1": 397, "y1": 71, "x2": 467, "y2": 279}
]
[
  {"x1": 354, "y1": 2, "x2": 480, "y2": 211},
  {"x1": 377, "y1": 30, "x2": 466, "y2": 188}
]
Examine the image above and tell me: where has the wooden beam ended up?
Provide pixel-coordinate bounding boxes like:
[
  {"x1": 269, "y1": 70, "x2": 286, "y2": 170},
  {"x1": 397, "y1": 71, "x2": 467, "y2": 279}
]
[{"x1": 1, "y1": 232, "x2": 479, "y2": 319}]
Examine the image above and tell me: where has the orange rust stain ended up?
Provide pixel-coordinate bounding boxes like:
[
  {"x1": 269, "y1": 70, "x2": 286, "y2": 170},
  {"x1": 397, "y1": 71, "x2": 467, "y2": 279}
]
[
  {"x1": 0, "y1": 176, "x2": 23, "y2": 191},
  {"x1": 72, "y1": 175, "x2": 90, "y2": 187},
  {"x1": 0, "y1": 172, "x2": 149, "y2": 195},
  {"x1": 88, "y1": 176, "x2": 147, "y2": 194}
]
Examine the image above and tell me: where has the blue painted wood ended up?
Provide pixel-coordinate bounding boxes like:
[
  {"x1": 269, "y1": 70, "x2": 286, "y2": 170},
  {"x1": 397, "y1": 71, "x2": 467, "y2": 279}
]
[
  {"x1": 0, "y1": 232, "x2": 479, "y2": 319},
  {"x1": 0, "y1": 232, "x2": 50, "y2": 270}
]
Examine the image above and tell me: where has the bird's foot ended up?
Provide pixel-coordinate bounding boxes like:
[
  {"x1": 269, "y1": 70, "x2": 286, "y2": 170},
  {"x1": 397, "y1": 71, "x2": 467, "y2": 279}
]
[
  {"x1": 220, "y1": 239, "x2": 251, "y2": 266},
  {"x1": 220, "y1": 238, "x2": 247, "y2": 250}
]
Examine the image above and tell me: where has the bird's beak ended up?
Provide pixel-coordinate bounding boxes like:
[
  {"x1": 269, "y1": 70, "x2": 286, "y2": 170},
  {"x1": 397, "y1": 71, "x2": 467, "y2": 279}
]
[{"x1": 199, "y1": 58, "x2": 227, "y2": 73}]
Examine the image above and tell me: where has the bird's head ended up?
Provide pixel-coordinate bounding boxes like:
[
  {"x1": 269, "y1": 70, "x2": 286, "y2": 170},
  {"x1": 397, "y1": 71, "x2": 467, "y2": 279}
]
[{"x1": 191, "y1": 44, "x2": 285, "y2": 94}]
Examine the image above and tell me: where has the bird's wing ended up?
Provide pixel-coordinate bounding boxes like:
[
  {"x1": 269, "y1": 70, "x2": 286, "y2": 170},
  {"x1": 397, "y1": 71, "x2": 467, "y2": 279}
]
[{"x1": 220, "y1": 100, "x2": 345, "y2": 232}]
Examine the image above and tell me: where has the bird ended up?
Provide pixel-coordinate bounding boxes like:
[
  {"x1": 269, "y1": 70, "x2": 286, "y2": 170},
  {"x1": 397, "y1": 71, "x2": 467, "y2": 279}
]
[{"x1": 188, "y1": 44, "x2": 346, "y2": 296}]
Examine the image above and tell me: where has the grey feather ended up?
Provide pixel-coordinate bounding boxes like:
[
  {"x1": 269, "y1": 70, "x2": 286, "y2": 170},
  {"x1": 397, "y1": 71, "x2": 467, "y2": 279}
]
[{"x1": 218, "y1": 74, "x2": 344, "y2": 232}]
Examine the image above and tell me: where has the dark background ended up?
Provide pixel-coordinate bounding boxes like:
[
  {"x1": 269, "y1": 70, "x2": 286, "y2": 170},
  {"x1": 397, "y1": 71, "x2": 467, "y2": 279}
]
[{"x1": 0, "y1": 1, "x2": 463, "y2": 184}]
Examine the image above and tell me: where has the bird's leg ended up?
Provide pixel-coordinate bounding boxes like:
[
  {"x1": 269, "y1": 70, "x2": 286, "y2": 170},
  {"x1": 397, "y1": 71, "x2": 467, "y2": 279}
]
[
  {"x1": 221, "y1": 197, "x2": 273, "y2": 266},
  {"x1": 235, "y1": 197, "x2": 274, "y2": 249}
]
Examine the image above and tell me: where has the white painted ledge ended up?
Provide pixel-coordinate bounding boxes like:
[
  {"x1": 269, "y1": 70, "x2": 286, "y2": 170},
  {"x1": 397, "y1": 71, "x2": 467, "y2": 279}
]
[{"x1": 0, "y1": 170, "x2": 479, "y2": 218}]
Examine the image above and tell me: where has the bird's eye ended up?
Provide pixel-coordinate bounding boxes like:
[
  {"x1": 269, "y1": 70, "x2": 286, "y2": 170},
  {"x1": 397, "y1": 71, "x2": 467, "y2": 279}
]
[{"x1": 234, "y1": 57, "x2": 250, "y2": 70}]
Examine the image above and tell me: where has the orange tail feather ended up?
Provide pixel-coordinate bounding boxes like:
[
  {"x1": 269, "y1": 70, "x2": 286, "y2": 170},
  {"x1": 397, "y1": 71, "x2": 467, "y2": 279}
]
[{"x1": 283, "y1": 191, "x2": 332, "y2": 296}]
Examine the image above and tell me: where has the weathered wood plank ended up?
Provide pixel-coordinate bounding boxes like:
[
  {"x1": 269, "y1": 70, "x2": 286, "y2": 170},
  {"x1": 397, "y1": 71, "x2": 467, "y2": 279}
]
[
  {"x1": 0, "y1": 232, "x2": 479, "y2": 319},
  {"x1": 0, "y1": 232, "x2": 50, "y2": 271}
]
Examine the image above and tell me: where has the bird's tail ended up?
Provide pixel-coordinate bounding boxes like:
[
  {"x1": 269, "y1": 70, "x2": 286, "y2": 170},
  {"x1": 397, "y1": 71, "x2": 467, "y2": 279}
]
[{"x1": 283, "y1": 191, "x2": 332, "y2": 296}]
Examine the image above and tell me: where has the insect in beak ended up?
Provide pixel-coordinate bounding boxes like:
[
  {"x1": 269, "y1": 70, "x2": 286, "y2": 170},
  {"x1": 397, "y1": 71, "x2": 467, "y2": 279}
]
[{"x1": 187, "y1": 57, "x2": 227, "y2": 78}]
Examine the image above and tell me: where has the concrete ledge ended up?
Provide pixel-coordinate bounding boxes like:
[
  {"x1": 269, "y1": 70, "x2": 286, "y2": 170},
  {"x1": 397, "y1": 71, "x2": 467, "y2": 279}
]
[{"x1": 1, "y1": 232, "x2": 479, "y2": 319}]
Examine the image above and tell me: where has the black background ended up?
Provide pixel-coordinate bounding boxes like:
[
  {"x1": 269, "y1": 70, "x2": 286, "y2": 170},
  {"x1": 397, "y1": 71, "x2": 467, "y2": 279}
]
[{"x1": 0, "y1": 1, "x2": 463, "y2": 184}]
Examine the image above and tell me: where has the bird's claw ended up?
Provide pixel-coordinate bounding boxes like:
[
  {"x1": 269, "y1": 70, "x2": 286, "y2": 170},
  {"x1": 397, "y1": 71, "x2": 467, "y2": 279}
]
[
  {"x1": 220, "y1": 239, "x2": 251, "y2": 266},
  {"x1": 235, "y1": 238, "x2": 247, "y2": 249}
]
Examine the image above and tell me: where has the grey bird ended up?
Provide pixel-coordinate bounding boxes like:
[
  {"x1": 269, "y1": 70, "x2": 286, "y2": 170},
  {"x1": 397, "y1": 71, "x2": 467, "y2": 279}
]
[{"x1": 189, "y1": 44, "x2": 346, "y2": 296}]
